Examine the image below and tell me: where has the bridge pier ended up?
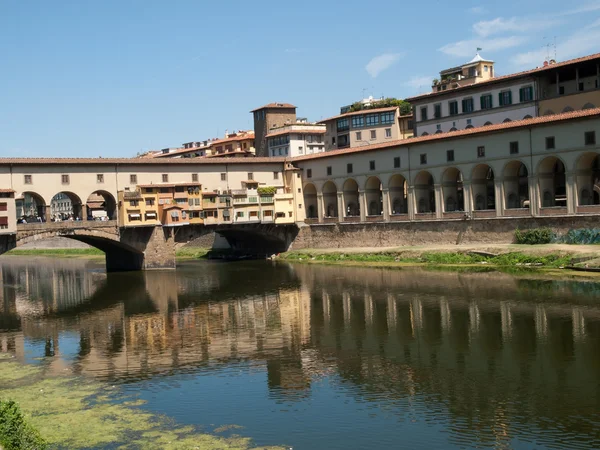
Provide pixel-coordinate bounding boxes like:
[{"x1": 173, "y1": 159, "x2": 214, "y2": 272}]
[{"x1": 119, "y1": 225, "x2": 176, "y2": 271}]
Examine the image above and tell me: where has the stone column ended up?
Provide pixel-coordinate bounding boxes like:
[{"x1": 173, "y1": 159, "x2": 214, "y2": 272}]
[
  {"x1": 528, "y1": 175, "x2": 539, "y2": 216},
  {"x1": 434, "y1": 184, "x2": 443, "y2": 218},
  {"x1": 337, "y1": 192, "x2": 344, "y2": 220},
  {"x1": 81, "y1": 204, "x2": 88, "y2": 221},
  {"x1": 566, "y1": 171, "x2": 576, "y2": 215},
  {"x1": 359, "y1": 190, "x2": 366, "y2": 222},
  {"x1": 462, "y1": 182, "x2": 473, "y2": 214},
  {"x1": 494, "y1": 178, "x2": 504, "y2": 217},
  {"x1": 44, "y1": 205, "x2": 51, "y2": 222},
  {"x1": 407, "y1": 186, "x2": 416, "y2": 221},
  {"x1": 382, "y1": 188, "x2": 390, "y2": 221},
  {"x1": 317, "y1": 193, "x2": 324, "y2": 223}
]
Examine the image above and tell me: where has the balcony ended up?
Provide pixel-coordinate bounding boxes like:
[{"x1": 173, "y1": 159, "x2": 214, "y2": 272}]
[
  {"x1": 260, "y1": 196, "x2": 274, "y2": 204},
  {"x1": 233, "y1": 197, "x2": 247, "y2": 204},
  {"x1": 247, "y1": 196, "x2": 259, "y2": 204},
  {"x1": 230, "y1": 189, "x2": 247, "y2": 196}
]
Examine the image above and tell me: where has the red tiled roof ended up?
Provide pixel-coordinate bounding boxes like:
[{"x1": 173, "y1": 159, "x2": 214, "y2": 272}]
[
  {"x1": 153, "y1": 147, "x2": 207, "y2": 158},
  {"x1": 0, "y1": 157, "x2": 286, "y2": 165},
  {"x1": 266, "y1": 128, "x2": 326, "y2": 138},
  {"x1": 406, "y1": 52, "x2": 600, "y2": 102},
  {"x1": 295, "y1": 108, "x2": 600, "y2": 162},
  {"x1": 205, "y1": 150, "x2": 254, "y2": 158},
  {"x1": 318, "y1": 106, "x2": 399, "y2": 123},
  {"x1": 250, "y1": 103, "x2": 296, "y2": 112},
  {"x1": 137, "y1": 182, "x2": 202, "y2": 188},
  {"x1": 210, "y1": 131, "x2": 254, "y2": 145}
]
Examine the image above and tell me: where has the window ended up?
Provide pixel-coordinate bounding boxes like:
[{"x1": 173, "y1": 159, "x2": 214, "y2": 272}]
[
  {"x1": 356, "y1": 131, "x2": 362, "y2": 141},
  {"x1": 484, "y1": 65, "x2": 488, "y2": 72},
  {"x1": 420, "y1": 107, "x2": 428, "y2": 121},
  {"x1": 337, "y1": 118, "x2": 349, "y2": 132},
  {"x1": 0, "y1": 203, "x2": 7, "y2": 212},
  {"x1": 298, "y1": 146, "x2": 303, "y2": 154},
  {"x1": 477, "y1": 146, "x2": 485, "y2": 158},
  {"x1": 0, "y1": 217, "x2": 9, "y2": 228},
  {"x1": 24, "y1": 175, "x2": 32, "y2": 184},
  {"x1": 462, "y1": 98, "x2": 474, "y2": 113},
  {"x1": 510, "y1": 141, "x2": 519, "y2": 154},
  {"x1": 146, "y1": 198, "x2": 154, "y2": 206},
  {"x1": 446, "y1": 150, "x2": 454, "y2": 162},
  {"x1": 307, "y1": 169, "x2": 312, "y2": 178},
  {"x1": 273, "y1": 172, "x2": 279, "y2": 180},
  {"x1": 519, "y1": 86, "x2": 534, "y2": 102},
  {"x1": 370, "y1": 130, "x2": 376, "y2": 140},
  {"x1": 380, "y1": 112, "x2": 395, "y2": 124},
  {"x1": 449, "y1": 101, "x2": 458, "y2": 116},
  {"x1": 366, "y1": 114, "x2": 379, "y2": 126},
  {"x1": 369, "y1": 160, "x2": 376, "y2": 170},
  {"x1": 247, "y1": 172, "x2": 254, "y2": 180},
  {"x1": 579, "y1": 82, "x2": 584, "y2": 92},
  {"x1": 420, "y1": 154, "x2": 427, "y2": 165},
  {"x1": 61, "y1": 174, "x2": 70, "y2": 185},
  {"x1": 236, "y1": 211, "x2": 244, "y2": 218},
  {"x1": 480, "y1": 94, "x2": 493, "y2": 109},
  {"x1": 192, "y1": 173, "x2": 198, "y2": 182},
  {"x1": 130, "y1": 174, "x2": 137, "y2": 184},
  {"x1": 585, "y1": 131, "x2": 596, "y2": 146},
  {"x1": 327, "y1": 166, "x2": 332, "y2": 176},
  {"x1": 436, "y1": 124, "x2": 441, "y2": 131},
  {"x1": 434, "y1": 104, "x2": 441, "y2": 119},
  {"x1": 394, "y1": 157, "x2": 400, "y2": 168},
  {"x1": 499, "y1": 90, "x2": 512, "y2": 106},
  {"x1": 162, "y1": 174, "x2": 169, "y2": 182},
  {"x1": 385, "y1": 128, "x2": 392, "y2": 138},
  {"x1": 220, "y1": 173, "x2": 226, "y2": 181},
  {"x1": 129, "y1": 200, "x2": 139, "y2": 207},
  {"x1": 332, "y1": 137, "x2": 336, "y2": 145},
  {"x1": 347, "y1": 163, "x2": 353, "y2": 174},
  {"x1": 545, "y1": 136, "x2": 555, "y2": 150},
  {"x1": 559, "y1": 86, "x2": 565, "y2": 95},
  {"x1": 352, "y1": 116, "x2": 364, "y2": 128}
]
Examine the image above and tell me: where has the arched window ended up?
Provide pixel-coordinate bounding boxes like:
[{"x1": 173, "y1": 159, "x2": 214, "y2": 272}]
[
  {"x1": 421, "y1": 132, "x2": 429, "y2": 136},
  {"x1": 449, "y1": 127, "x2": 457, "y2": 132},
  {"x1": 507, "y1": 193, "x2": 518, "y2": 209},
  {"x1": 475, "y1": 194, "x2": 485, "y2": 211},
  {"x1": 484, "y1": 121, "x2": 492, "y2": 126},
  {"x1": 465, "y1": 125, "x2": 474, "y2": 129},
  {"x1": 435, "y1": 130, "x2": 443, "y2": 134},
  {"x1": 562, "y1": 106, "x2": 574, "y2": 113},
  {"x1": 503, "y1": 118, "x2": 512, "y2": 123},
  {"x1": 446, "y1": 196, "x2": 456, "y2": 212},
  {"x1": 583, "y1": 103, "x2": 596, "y2": 110},
  {"x1": 523, "y1": 115, "x2": 533, "y2": 120}
]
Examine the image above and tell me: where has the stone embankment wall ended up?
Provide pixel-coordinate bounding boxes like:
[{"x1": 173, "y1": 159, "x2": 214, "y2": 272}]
[
  {"x1": 18, "y1": 236, "x2": 91, "y2": 249},
  {"x1": 290, "y1": 216, "x2": 600, "y2": 249}
]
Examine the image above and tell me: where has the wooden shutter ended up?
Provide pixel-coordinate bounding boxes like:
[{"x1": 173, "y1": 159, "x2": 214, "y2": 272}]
[
  {"x1": 508, "y1": 90, "x2": 513, "y2": 105},
  {"x1": 519, "y1": 88, "x2": 523, "y2": 102},
  {"x1": 498, "y1": 92, "x2": 503, "y2": 106},
  {"x1": 462, "y1": 99, "x2": 467, "y2": 112},
  {"x1": 480, "y1": 96, "x2": 485, "y2": 109}
]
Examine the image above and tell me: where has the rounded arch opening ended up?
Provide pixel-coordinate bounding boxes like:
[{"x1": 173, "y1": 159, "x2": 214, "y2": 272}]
[
  {"x1": 343, "y1": 179, "x2": 359, "y2": 217},
  {"x1": 322, "y1": 181, "x2": 338, "y2": 218},
  {"x1": 414, "y1": 171, "x2": 435, "y2": 213},
  {"x1": 523, "y1": 115, "x2": 533, "y2": 120},
  {"x1": 449, "y1": 127, "x2": 458, "y2": 132},
  {"x1": 538, "y1": 156, "x2": 566, "y2": 208},
  {"x1": 303, "y1": 183, "x2": 318, "y2": 219},
  {"x1": 16, "y1": 191, "x2": 47, "y2": 223},
  {"x1": 503, "y1": 118, "x2": 512, "y2": 123},
  {"x1": 471, "y1": 164, "x2": 496, "y2": 211},
  {"x1": 435, "y1": 130, "x2": 443, "y2": 134},
  {"x1": 365, "y1": 176, "x2": 382, "y2": 216},
  {"x1": 576, "y1": 152, "x2": 600, "y2": 206},
  {"x1": 87, "y1": 191, "x2": 117, "y2": 221},
  {"x1": 582, "y1": 102, "x2": 596, "y2": 110},
  {"x1": 441, "y1": 167, "x2": 464, "y2": 212},
  {"x1": 562, "y1": 106, "x2": 574, "y2": 113},
  {"x1": 503, "y1": 161, "x2": 529, "y2": 209},
  {"x1": 389, "y1": 174, "x2": 408, "y2": 214},
  {"x1": 50, "y1": 191, "x2": 84, "y2": 222},
  {"x1": 465, "y1": 124, "x2": 474, "y2": 129},
  {"x1": 484, "y1": 121, "x2": 493, "y2": 126},
  {"x1": 421, "y1": 132, "x2": 429, "y2": 137}
]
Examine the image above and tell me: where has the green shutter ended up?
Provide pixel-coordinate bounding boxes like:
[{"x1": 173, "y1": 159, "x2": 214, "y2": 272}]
[
  {"x1": 480, "y1": 96, "x2": 484, "y2": 109},
  {"x1": 508, "y1": 90, "x2": 512, "y2": 105},
  {"x1": 462, "y1": 99, "x2": 466, "y2": 112},
  {"x1": 499, "y1": 92, "x2": 503, "y2": 106},
  {"x1": 519, "y1": 88, "x2": 523, "y2": 102},
  {"x1": 529, "y1": 86, "x2": 533, "y2": 101}
]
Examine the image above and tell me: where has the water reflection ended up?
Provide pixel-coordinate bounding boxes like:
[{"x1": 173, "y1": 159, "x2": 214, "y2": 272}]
[{"x1": 1, "y1": 258, "x2": 600, "y2": 449}]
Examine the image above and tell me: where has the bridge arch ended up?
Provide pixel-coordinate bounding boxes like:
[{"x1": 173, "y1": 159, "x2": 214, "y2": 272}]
[
  {"x1": 17, "y1": 191, "x2": 47, "y2": 222},
  {"x1": 85, "y1": 190, "x2": 117, "y2": 220},
  {"x1": 49, "y1": 191, "x2": 84, "y2": 221}
]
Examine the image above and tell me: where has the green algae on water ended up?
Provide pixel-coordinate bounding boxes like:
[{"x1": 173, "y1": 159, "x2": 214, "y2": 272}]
[{"x1": 0, "y1": 355, "x2": 285, "y2": 449}]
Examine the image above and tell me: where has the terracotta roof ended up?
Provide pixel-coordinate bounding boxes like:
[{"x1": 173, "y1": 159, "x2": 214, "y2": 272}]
[
  {"x1": 266, "y1": 128, "x2": 326, "y2": 138},
  {"x1": 210, "y1": 131, "x2": 254, "y2": 145},
  {"x1": 137, "y1": 182, "x2": 202, "y2": 188},
  {"x1": 250, "y1": 103, "x2": 296, "y2": 112},
  {"x1": 406, "y1": 52, "x2": 600, "y2": 103},
  {"x1": 295, "y1": 108, "x2": 600, "y2": 162},
  {"x1": 205, "y1": 150, "x2": 254, "y2": 158},
  {"x1": 318, "y1": 106, "x2": 399, "y2": 123},
  {"x1": 162, "y1": 204, "x2": 183, "y2": 210},
  {"x1": 153, "y1": 147, "x2": 208, "y2": 158},
  {"x1": 0, "y1": 157, "x2": 286, "y2": 165}
]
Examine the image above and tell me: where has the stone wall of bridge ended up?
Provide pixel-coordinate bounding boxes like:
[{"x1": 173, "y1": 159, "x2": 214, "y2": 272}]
[{"x1": 290, "y1": 215, "x2": 600, "y2": 249}]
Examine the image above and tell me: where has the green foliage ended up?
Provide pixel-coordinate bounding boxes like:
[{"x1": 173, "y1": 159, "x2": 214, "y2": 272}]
[
  {"x1": 514, "y1": 228, "x2": 554, "y2": 245},
  {"x1": 6, "y1": 248, "x2": 103, "y2": 257},
  {"x1": 175, "y1": 247, "x2": 210, "y2": 259},
  {"x1": 0, "y1": 400, "x2": 47, "y2": 450},
  {"x1": 257, "y1": 186, "x2": 277, "y2": 195},
  {"x1": 348, "y1": 98, "x2": 412, "y2": 116}
]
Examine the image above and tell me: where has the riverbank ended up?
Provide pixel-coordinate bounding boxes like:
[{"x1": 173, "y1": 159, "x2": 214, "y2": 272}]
[
  {"x1": 280, "y1": 244, "x2": 600, "y2": 277},
  {"x1": 3, "y1": 247, "x2": 211, "y2": 260}
]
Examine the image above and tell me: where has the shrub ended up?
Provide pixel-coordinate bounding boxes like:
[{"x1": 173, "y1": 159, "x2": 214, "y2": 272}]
[
  {"x1": 257, "y1": 186, "x2": 277, "y2": 195},
  {"x1": 514, "y1": 228, "x2": 554, "y2": 245},
  {"x1": 0, "y1": 400, "x2": 47, "y2": 450}
]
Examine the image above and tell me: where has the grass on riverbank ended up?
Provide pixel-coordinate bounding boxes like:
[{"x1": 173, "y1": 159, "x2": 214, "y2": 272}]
[
  {"x1": 279, "y1": 250, "x2": 573, "y2": 269},
  {"x1": 4, "y1": 247, "x2": 211, "y2": 260}
]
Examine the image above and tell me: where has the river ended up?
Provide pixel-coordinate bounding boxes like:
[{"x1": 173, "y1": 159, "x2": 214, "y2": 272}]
[{"x1": 1, "y1": 256, "x2": 600, "y2": 449}]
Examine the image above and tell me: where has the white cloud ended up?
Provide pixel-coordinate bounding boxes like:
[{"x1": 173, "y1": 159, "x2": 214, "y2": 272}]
[
  {"x1": 468, "y1": 6, "x2": 487, "y2": 14},
  {"x1": 473, "y1": 17, "x2": 559, "y2": 38},
  {"x1": 403, "y1": 75, "x2": 435, "y2": 90},
  {"x1": 365, "y1": 53, "x2": 403, "y2": 78},
  {"x1": 512, "y1": 25, "x2": 600, "y2": 67},
  {"x1": 555, "y1": 2, "x2": 600, "y2": 16},
  {"x1": 439, "y1": 36, "x2": 526, "y2": 58}
]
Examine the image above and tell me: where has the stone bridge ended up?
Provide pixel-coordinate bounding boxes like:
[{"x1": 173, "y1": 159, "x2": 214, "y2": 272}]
[
  {"x1": 0, "y1": 221, "x2": 176, "y2": 272},
  {"x1": 0, "y1": 220, "x2": 300, "y2": 271}
]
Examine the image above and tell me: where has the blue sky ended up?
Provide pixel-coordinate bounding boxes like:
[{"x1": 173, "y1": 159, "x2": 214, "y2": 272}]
[{"x1": 1, "y1": 0, "x2": 599, "y2": 158}]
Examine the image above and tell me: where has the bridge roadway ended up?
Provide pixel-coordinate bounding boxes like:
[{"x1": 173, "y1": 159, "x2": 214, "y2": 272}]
[{"x1": 0, "y1": 220, "x2": 299, "y2": 271}]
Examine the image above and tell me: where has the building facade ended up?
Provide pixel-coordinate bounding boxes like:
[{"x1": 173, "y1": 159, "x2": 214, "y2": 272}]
[
  {"x1": 252, "y1": 103, "x2": 297, "y2": 157},
  {"x1": 0, "y1": 190, "x2": 16, "y2": 235},
  {"x1": 320, "y1": 106, "x2": 407, "y2": 152},
  {"x1": 266, "y1": 122, "x2": 326, "y2": 158}
]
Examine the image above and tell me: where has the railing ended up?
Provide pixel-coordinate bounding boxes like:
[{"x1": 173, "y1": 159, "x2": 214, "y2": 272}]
[
  {"x1": 233, "y1": 197, "x2": 247, "y2": 204},
  {"x1": 248, "y1": 196, "x2": 258, "y2": 204},
  {"x1": 260, "y1": 196, "x2": 274, "y2": 204},
  {"x1": 230, "y1": 189, "x2": 247, "y2": 196}
]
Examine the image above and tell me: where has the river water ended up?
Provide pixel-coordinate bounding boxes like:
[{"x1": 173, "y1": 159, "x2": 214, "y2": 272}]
[{"x1": 1, "y1": 256, "x2": 600, "y2": 449}]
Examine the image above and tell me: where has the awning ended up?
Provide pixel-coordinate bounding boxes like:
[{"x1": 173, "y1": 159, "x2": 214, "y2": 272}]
[
  {"x1": 129, "y1": 214, "x2": 141, "y2": 218},
  {"x1": 145, "y1": 212, "x2": 157, "y2": 218}
]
